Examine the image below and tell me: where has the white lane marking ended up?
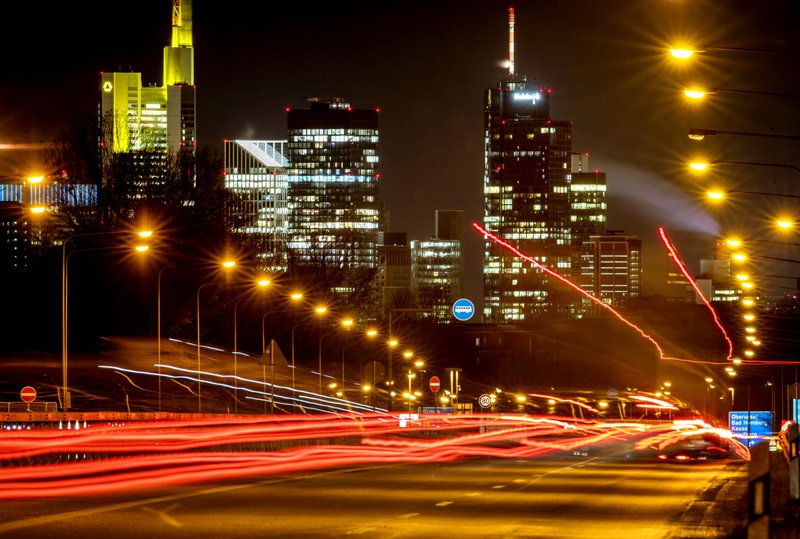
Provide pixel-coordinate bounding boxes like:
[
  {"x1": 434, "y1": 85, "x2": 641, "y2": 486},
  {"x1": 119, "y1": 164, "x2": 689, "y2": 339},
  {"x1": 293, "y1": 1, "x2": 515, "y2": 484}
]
[{"x1": 435, "y1": 501, "x2": 453, "y2": 507}]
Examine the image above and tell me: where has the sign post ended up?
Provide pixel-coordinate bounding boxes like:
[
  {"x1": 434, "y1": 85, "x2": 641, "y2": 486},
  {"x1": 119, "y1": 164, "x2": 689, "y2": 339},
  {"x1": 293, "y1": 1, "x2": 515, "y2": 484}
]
[
  {"x1": 20, "y1": 386, "x2": 36, "y2": 411},
  {"x1": 452, "y1": 298, "x2": 475, "y2": 322},
  {"x1": 20, "y1": 386, "x2": 36, "y2": 403},
  {"x1": 729, "y1": 411, "x2": 774, "y2": 447}
]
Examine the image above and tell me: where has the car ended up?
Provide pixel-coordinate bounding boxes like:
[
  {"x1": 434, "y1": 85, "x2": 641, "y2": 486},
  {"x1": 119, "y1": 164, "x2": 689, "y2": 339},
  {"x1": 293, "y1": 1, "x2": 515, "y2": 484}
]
[{"x1": 655, "y1": 433, "x2": 732, "y2": 462}]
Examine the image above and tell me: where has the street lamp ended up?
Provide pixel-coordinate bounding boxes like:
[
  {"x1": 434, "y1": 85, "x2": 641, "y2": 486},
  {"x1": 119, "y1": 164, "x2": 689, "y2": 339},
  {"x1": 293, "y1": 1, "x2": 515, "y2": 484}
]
[
  {"x1": 195, "y1": 262, "x2": 237, "y2": 414},
  {"x1": 340, "y1": 327, "x2": 378, "y2": 400},
  {"x1": 232, "y1": 277, "x2": 271, "y2": 413},
  {"x1": 683, "y1": 87, "x2": 800, "y2": 100},
  {"x1": 318, "y1": 317, "x2": 354, "y2": 394},
  {"x1": 669, "y1": 46, "x2": 800, "y2": 60},
  {"x1": 705, "y1": 188, "x2": 800, "y2": 203},
  {"x1": 690, "y1": 159, "x2": 800, "y2": 175},
  {"x1": 290, "y1": 305, "x2": 329, "y2": 397},
  {"x1": 688, "y1": 128, "x2": 800, "y2": 142},
  {"x1": 157, "y1": 259, "x2": 229, "y2": 411},
  {"x1": 61, "y1": 228, "x2": 152, "y2": 411}
]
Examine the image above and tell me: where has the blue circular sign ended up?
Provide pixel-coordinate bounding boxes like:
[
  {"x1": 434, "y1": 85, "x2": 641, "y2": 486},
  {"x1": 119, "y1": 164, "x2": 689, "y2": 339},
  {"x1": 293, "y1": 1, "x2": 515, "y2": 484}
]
[{"x1": 452, "y1": 298, "x2": 475, "y2": 321}]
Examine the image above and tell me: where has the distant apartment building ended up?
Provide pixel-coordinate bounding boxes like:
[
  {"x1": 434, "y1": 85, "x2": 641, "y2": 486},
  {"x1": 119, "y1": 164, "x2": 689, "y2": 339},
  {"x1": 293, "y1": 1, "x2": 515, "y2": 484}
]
[
  {"x1": 285, "y1": 97, "x2": 384, "y2": 274},
  {"x1": 223, "y1": 140, "x2": 289, "y2": 271}
]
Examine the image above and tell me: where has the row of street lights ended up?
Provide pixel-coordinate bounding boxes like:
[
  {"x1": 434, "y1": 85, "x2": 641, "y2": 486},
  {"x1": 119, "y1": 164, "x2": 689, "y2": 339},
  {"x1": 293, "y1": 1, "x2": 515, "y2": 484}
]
[
  {"x1": 670, "y1": 41, "x2": 800, "y2": 426},
  {"x1": 54, "y1": 220, "x2": 433, "y2": 414}
]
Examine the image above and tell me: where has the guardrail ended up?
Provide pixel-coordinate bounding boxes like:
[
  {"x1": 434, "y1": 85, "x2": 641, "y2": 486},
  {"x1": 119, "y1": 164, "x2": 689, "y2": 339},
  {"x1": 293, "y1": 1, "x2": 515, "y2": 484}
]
[
  {"x1": 747, "y1": 422, "x2": 800, "y2": 538},
  {"x1": 0, "y1": 402, "x2": 58, "y2": 413}
]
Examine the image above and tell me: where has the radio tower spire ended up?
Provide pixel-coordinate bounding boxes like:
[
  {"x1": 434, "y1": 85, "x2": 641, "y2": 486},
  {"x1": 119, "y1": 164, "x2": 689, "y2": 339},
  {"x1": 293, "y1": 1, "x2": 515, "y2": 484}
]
[{"x1": 508, "y1": 7, "x2": 515, "y2": 76}]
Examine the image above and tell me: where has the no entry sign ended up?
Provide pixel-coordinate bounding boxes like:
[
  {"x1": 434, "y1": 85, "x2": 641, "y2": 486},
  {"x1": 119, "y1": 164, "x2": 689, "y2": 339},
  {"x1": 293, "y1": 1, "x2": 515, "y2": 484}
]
[
  {"x1": 20, "y1": 386, "x2": 37, "y2": 403},
  {"x1": 429, "y1": 376, "x2": 441, "y2": 392}
]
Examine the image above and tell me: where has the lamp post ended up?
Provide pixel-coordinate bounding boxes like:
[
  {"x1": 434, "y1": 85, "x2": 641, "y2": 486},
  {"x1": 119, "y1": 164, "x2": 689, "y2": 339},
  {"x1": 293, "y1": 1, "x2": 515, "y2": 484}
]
[
  {"x1": 61, "y1": 229, "x2": 152, "y2": 411},
  {"x1": 670, "y1": 46, "x2": 800, "y2": 59},
  {"x1": 340, "y1": 327, "x2": 377, "y2": 399},
  {"x1": 688, "y1": 128, "x2": 800, "y2": 142},
  {"x1": 194, "y1": 264, "x2": 240, "y2": 414},
  {"x1": 290, "y1": 305, "x2": 328, "y2": 397},
  {"x1": 157, "y1": 260, "x2": 214, "y2": 412},
  {"x1": 706, "y1": 189, "x2": 800, "y2": 202},
  {"x1": 690, "y1": 159, "x2": 800, "y2": 175},
  {"x1": 232, "y1": 278, "x2": 271, "y2": 414},
  {"x1": 318, "y1": 318, "x2": 353, "y2": 394},
  {"x1": 387, "y1": 308, "x2": 429, "y2": 411},
  {"x1": 195, "y1": 281, "x2": 218, "y2": 414},
  {"x1": 683, "y1": 87, "x2": 800, "y2": 100},
  {"x1": 260, "y1": 292, "x2": 305, "y2": 366}
]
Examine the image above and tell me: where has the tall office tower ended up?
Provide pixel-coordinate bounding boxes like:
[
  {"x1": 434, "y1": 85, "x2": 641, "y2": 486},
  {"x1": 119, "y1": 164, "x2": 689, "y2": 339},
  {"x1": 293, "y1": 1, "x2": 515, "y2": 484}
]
[
  {"x1": 223, "y1": 140, "x2": 290, "y2": 271},
  {"x1": 579, "y1": 232, "x2": 641, "y2": 311},
  {"x1": 483, "y1": 8, "x2": 574, "y2": 322},
  {"x1": 286, "y1": 97, "x2": 384, "y2": 275},
  {"x1": 411, "y1": 238, "x2": 462, "y2": 322},
  {"x1": 100, "y1": 0, "x2": 196, "y2": 166}
]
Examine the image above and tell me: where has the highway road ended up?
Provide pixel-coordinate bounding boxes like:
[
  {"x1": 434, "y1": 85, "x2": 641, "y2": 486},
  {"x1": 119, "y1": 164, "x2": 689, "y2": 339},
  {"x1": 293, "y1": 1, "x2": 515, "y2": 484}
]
[{"x1": 0, "y1": 456, "x2": 747, "y2": 538}]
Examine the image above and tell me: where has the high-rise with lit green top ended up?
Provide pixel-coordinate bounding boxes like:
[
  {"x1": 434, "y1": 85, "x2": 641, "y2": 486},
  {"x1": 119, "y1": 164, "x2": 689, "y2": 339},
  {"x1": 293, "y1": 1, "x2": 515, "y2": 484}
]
[{"x1": 100, "y1": 0, "x2": 196, "y2": 159}]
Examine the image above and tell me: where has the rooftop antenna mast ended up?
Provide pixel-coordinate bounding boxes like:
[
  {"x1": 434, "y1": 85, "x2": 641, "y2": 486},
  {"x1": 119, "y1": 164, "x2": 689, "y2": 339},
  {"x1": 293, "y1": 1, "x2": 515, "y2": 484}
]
[{"x1": 508, "y1": 7, "x2": 515, "y2": 76}]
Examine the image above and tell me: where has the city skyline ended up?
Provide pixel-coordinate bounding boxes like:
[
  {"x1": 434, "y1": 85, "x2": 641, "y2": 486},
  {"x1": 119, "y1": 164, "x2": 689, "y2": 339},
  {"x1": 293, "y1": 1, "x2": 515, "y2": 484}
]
[{"x1": 2, "y1": 0, "x2": 799, "y2": 301}]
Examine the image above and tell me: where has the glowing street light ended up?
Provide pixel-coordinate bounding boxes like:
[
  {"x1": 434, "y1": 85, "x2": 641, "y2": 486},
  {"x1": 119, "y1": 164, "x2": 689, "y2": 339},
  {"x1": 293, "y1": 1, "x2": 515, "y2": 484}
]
[
  {"x1": 232, "y1": 277, "x2": 271, "y2": 413},
  {"x1": 688, "y1": 128, "x2": 800, "y2": 142},
  {"x1": 61, "y1": 228, "x2": 153, "y2": 411},
  {"x1": 682, "y1": 86, "x2": 800, "y2": 100}
]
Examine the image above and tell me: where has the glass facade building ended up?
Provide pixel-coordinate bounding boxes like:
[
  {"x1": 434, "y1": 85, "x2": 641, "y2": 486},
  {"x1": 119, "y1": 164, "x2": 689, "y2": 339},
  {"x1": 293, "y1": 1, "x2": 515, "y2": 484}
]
[
  {"x1": 411, "y1": 238, "x2": 463, "y2": 322},
  {"x1": 99, "y1": 0, "x2": 196, "y2": 163},
  {"x1": 224, "y1": 140, "x2": 290, "y2": 271},
  {"x1": 286, "y1": 97, "x2": 384, "y2": 271},
  {"x1": 579, "y1": 232, "x2": 642, "y2": 310},
  {"x1": 482, "y1": 77, "x2": 574, "y2": 322}
]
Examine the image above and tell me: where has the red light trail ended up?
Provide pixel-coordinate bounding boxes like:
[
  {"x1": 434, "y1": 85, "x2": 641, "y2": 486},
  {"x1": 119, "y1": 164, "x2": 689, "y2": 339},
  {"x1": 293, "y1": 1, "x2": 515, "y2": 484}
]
[
  {"x1": 657, "y1": 227, "x2": 735, "y2": 360},
  {"x1": 0, "y1": 414, "x2": 747, "y2": 499},
  {"x1": 473, "y1": 222, "x2": 680, "y2": 361}
]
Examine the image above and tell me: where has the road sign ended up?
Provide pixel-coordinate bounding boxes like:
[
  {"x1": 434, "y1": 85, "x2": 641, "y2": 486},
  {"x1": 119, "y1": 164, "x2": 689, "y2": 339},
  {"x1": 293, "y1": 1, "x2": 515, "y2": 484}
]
[
  {"x1": 452, "y1": 298, "x2": 475, "y2": 321},
  {"x1": 20, "y1": 386, "x2": 37, "y2": 403},
  {"x1": 729, "y1": 411, "x2": 773, "y2": 447},
  {"x1": 429, "y1": 376, "x2": 441, "y2": 392},
  {"x1": 479, "y1": 394, "x2": 492, "y2": 408}
]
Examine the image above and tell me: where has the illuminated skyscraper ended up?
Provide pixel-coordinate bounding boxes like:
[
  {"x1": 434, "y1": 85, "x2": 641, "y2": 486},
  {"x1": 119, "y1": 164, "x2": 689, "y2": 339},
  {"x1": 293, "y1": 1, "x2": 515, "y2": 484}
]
[
  {"x1": 99, "y1": 0, "x2": 196, "y2": 159},
  {"x1": 223, "y1": 140, "x2": 289, "y2": 271},
  {"x1": 285, "y1": 97, "x2": 384, "y2": 272},
  {"x1": 482, "y1": 8, "x2": 573, "y2": 322}
]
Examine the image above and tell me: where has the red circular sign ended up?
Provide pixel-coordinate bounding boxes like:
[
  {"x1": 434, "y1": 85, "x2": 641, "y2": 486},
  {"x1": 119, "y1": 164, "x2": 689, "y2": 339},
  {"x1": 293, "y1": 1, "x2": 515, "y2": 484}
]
[
  {"x1": 21, "y1": 386, "x2": 37, "y2": 403},
  {"x1": 429, "y1": 376, "x2": 441, "y2": 392}
]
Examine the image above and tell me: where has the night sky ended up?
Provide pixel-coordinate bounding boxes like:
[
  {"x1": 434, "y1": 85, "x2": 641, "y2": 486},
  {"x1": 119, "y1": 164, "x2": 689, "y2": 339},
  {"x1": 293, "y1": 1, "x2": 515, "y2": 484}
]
[{"x1": 2, "y1": 0, "x2": 799, "y2": 302}]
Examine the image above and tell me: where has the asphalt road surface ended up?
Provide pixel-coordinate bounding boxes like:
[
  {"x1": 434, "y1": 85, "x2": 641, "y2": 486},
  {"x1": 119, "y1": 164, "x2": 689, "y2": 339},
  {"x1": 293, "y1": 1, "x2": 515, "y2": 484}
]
[{"x1": 0, "y1": 456, "x2": 747, "y2": 538}]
